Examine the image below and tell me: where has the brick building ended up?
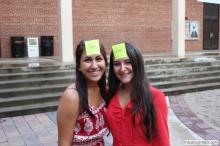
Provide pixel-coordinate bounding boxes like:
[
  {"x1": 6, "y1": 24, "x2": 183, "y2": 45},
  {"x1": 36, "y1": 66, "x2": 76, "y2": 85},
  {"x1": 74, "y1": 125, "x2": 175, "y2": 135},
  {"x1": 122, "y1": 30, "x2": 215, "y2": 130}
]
[{"x1": 0, "y1": 0, "x2": 219, "y2": 58}]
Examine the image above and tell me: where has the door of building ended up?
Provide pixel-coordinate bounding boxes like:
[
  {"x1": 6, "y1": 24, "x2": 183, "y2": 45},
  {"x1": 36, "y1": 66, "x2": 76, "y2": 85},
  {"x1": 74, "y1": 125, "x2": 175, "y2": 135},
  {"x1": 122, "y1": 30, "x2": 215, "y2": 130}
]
[{"x1": 203, "y1": 3, "x2": 219, "y2": 50}]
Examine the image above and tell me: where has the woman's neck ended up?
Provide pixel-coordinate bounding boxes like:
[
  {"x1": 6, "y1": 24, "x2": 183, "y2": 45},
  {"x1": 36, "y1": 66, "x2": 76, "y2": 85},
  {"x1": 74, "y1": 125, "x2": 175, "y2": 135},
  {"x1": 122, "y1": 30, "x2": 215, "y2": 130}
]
[
  {"x1": 87, "y1": 82, "x2": 99, "y2": 95},
  {"x1": 87, "y1": 81, "x2": 99, "y2": 88},
  {"x1": 118, "y1": 83, "x2": 132, "y2": 107},
  {"x1": 119, "y1": 83, "x2": 132, "y2": 97},
  {"x1": 87, "y1": 82, "x2": 102, "y2": 107},
  {"x1": 87, "y1": 81, "x2": 100, "y2": 98},
  {"x1": 120, "y1": 83, "x2": 132, "y2": 92}
]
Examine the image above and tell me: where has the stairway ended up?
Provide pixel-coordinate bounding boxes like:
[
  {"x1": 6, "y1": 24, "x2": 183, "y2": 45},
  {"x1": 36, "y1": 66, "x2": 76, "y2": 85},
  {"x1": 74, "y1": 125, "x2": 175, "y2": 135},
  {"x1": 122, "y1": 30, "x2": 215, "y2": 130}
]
[
  {"x1": 0, "y1": 55, "x2": 220, "y2": 118},
  {"x1": 0, "y1": 62, "x2": 74, "y2": 118},
  {"x1": 146, "y1": 57, "x2": 220, "y2": 95}
]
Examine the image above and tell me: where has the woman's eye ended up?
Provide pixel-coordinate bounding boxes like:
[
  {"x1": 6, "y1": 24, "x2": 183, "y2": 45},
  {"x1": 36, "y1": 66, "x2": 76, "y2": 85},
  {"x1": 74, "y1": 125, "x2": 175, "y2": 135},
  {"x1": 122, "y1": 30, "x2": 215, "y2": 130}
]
[
  {"x1": 125, "y1": 60, "x2": 131, "y2": 64},
  {"x1": 113, "y1": 62, "x2": 120, "y2": 66},
  {"x1": 125, "y1": 61, "x2": 131, "y2": 64},
  {"x1": 84, "y1": 58, "x2": 91, "y2": 62},
  {"x1": 96, "y1": 57, "x2": 103, "y2": 61}
]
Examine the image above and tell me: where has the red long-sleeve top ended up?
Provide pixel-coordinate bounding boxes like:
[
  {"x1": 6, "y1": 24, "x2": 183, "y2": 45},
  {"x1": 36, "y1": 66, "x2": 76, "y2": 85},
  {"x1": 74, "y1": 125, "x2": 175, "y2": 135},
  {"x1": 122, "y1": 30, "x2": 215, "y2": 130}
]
[{"x1": 105, "y1": 86, "x2": 170, "y2": 146}]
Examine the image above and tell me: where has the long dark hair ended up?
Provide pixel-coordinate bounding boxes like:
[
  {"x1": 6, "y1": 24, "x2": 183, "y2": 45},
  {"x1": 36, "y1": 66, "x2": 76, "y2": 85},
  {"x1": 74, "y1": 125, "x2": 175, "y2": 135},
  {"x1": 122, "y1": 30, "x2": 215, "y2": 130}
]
[
  {"x1": 107, "y1": 42, "x2": 157, "y2": 142},
  {"x1": 75, "y1": 40, "x2": 107, "y2": 116}
]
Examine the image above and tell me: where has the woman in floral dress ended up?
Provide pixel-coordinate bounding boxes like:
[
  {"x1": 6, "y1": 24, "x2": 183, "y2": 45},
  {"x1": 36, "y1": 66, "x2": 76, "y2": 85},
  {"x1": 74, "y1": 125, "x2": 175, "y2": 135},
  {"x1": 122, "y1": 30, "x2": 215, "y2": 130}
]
[{"x1": 57, "y1": 39, "x2": 109, "y2": 146}]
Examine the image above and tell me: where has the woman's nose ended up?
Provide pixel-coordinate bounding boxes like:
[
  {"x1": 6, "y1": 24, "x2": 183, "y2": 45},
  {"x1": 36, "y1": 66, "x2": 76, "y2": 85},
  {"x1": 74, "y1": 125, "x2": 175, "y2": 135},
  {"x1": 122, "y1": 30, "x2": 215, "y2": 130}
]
[
  {"x1": 119, "y1": 63, "x2": 126, "y2": 72},
  {"x1": 91, "y1": 60, "x2": 98, "y2": 68}
]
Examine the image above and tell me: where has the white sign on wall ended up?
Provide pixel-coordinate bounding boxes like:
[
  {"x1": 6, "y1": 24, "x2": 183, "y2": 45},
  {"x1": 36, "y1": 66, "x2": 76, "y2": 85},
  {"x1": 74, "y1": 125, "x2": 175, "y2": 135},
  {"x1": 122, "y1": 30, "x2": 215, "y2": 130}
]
[
  {"x1": 27, "y1": 37, "x2": 39, "y2": 57},
  {"x1": 185, "y1": 21, "x2": 199, "y2": 40}
]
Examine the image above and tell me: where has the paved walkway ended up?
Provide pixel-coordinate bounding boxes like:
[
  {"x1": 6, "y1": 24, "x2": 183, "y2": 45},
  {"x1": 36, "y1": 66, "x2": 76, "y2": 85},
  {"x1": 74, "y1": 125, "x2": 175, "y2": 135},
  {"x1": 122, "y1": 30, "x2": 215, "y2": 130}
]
[
  {"x1": 0, "y1": 89, "x2": 220, "y2": 146},
  {"x1": 169, "y1": 89, "x2": 220, "y2": 146}
]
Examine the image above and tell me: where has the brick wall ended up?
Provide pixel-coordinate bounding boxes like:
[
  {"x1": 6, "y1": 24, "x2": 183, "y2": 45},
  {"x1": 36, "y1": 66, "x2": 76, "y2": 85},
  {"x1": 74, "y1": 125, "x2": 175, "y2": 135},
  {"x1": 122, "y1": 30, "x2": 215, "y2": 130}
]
[
  {"x1": 185, "y1": 0, "x2": 204, "y2": 52},
  {"x1": 73, "y1": 0, "x2": 172, "y2": 53},
  {"x1": 0, "y1": 0, "x2": 219, "y2": 58},
  {"x1": 0, "y1": 0, "x2": 59, "y2": 58}
]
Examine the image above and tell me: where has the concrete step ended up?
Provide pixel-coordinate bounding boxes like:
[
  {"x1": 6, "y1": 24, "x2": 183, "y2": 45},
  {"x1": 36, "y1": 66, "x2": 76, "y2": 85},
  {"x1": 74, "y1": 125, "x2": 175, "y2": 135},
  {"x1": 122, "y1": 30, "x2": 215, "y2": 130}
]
[
  {"x1": 0, "y1": 76, "x2": 73, "y2": 89},
  {"x1": 145, "y1": 60, "x2": 220, "y2": 70},
  {"x1": 0, "y1": 92, "x2": 61, "y2": 108},
  {"x1": 144, "y1": 55, "x2": 220, "y2": 64},
  {"x1": 162, "y1": 82, "x2": 220, "y2": 96},
  {"x1": 153, "y1": 75, "x2": 220, "y2": 89},
  {"x1": 0, "y1": 63, "x2": 74, "y2": 73},
  {"x1": 0, "y1": 70, "x2": 74, "y2": 81},
  {"x1": 147, "y1": 65, "x2": 220, "y2": 76},
  {"x1": 0, "y1": 101, "x2": 58, "y2": 118},
  {"x1": 0, "y1": 84, "x2": 68, "y2": 98},
  {"x1": 149, "y1": 70, "x2": 220, "y2": 82}
]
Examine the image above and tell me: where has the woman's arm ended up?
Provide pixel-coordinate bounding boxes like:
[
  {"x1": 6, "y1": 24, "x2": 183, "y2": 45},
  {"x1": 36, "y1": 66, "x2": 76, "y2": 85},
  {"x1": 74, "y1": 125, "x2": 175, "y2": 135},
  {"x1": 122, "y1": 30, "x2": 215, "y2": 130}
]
[
  {"x1": 57, "y1": 87, "x2": 80, "y2": 146},
  {"x1": 151, "y1": 87, "x2": 170, "y2": 146}
]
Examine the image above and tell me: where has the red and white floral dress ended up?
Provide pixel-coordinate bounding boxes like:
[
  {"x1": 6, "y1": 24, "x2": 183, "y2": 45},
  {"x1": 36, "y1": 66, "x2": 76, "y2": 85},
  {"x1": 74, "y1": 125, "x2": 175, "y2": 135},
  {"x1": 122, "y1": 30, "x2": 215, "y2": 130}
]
[{"x1": 72, "y1": 100, "x2": 109, "y2": 146}]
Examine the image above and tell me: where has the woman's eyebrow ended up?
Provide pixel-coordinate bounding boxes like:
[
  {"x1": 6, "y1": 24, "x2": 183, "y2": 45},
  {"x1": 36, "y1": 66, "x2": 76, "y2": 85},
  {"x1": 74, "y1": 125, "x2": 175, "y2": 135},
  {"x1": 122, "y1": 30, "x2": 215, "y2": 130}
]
[{"x1": 83, "y1": 56, "x2": 92, "y2": 59}]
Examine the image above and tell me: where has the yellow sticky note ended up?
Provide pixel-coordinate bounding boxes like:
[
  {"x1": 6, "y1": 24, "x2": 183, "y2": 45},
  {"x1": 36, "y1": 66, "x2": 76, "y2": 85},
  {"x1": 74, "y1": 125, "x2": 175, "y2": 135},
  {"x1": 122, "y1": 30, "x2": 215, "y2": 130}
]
[
  {"x1": 112, "y1": 43, "x2": 127, "y2": 60},
  {"x1": 84, "y1": 39, "x2": 100, "y2": 56}
]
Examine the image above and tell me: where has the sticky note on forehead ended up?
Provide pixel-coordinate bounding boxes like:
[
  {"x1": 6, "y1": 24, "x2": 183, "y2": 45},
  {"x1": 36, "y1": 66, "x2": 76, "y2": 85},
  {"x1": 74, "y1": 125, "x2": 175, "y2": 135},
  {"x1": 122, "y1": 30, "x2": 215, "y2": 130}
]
[
  {"x1": 84, "y1": 39, "x2": 101, "y2": 56},
  {"x1": 112, "y1": 43, "x2": 127, "y2": 60}
]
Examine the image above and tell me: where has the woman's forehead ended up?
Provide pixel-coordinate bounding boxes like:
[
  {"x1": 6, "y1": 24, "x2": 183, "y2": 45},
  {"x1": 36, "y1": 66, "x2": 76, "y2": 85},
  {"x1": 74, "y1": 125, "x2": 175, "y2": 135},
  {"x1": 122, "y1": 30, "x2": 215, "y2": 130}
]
[
  {"x1": 81, "y1": 50, "x2": 102, "y2": 58},
  {"x1": 113, "y1": 56, "x2": 130, "y2": 62}
]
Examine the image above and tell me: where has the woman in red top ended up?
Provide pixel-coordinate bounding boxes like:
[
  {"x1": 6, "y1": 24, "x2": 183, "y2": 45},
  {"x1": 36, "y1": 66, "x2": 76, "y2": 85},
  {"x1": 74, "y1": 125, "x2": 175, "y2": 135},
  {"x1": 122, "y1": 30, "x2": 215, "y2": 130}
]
[
  {"x1": 105, "y1": 42, "x2": 170, "y2": 146},
  {"x1": 57, "y1": 39, "x2": 109, "y2": 146}
]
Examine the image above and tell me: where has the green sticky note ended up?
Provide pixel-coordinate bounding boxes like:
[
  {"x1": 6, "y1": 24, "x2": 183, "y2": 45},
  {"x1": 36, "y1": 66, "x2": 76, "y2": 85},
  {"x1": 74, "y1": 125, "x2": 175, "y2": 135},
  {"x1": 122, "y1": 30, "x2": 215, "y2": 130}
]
[
  {"x1": 112, "y1": 43, "x2": 127, "y2": 60},
  {"x1": 84, "y1": 39, "x2": 100, "y2": 56}
]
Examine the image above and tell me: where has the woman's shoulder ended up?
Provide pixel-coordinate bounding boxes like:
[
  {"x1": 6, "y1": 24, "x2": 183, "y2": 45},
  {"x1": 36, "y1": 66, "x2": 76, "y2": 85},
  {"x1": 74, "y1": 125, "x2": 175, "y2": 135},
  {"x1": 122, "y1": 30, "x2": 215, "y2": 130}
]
[
  {"x1": 60, "y1": 83, "x2": 79, "y2": 104},
  {"x1": 150, "y1": 86, "x2": 167, "y2": 109},
  {"x1": 150, "y1": 86, "x2": 164, "y2": 96},
  {"x1": 67, "y1": 83, "x2": 76, "y2": 90},
  {"x1": 57, "y1": 83, "x2": 80, "y2": 118},
  {"x1": 150, "y1": 86, "x2": 166, "y2": 102}
]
